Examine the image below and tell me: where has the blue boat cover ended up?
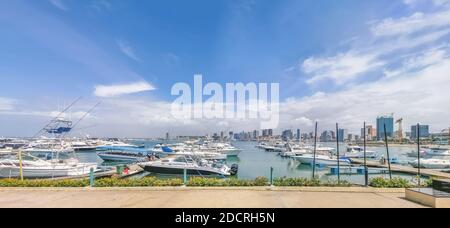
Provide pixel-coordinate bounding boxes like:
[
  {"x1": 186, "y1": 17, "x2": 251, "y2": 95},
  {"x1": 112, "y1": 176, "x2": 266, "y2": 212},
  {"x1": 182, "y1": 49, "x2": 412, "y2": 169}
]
[{"x1": 162, "y1": 146, "x2": 174, "y2": 153}]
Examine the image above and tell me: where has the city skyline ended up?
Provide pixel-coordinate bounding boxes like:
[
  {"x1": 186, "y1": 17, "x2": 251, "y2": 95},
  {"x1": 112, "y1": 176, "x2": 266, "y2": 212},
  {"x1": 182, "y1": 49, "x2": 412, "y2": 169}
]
[{"x1": 1, "y1": 0, "x2": 450, "y2": 137}]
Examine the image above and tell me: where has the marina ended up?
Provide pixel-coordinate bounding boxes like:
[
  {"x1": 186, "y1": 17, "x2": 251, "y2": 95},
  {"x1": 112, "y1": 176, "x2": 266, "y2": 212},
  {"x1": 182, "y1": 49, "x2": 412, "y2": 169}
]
[{"x1": 3, "y1": 137, "x2": 450, "y2": 185}]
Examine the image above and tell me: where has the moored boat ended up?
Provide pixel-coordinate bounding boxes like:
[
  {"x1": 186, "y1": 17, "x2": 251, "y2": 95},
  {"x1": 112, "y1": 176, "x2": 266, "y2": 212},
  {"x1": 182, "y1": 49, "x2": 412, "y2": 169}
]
[
  {"x1": 139, "y1": 155, "x2": 237, "y2": 176},
  {"x1": 293, "y1": 154, "x2": 352, "y2": 166},
  {"x1": 409, "y1": 159, "x2": 450, "y2": 169},
  {"x1": 0, "y1": 157, "x2": 97, "y2": 178}
]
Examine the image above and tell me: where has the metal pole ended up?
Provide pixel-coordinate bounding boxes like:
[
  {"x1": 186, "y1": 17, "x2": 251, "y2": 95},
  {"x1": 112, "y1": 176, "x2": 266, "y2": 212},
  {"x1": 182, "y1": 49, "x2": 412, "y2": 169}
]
[
  {"x1": 384, "y1": 124, "x2": 392, "y2": 180},
  {"x1": 364, "y1": 122, "x2": 368, "y2": 186},
  {"x1": 19, "y1": 150, "x2": 23, "y2": 181},
  {"x1": 336, "y1": 123, "x2": 340, "y2": 184},
  {"x1": 89, "y1": 167, "x2": 94, "y2": 187},
  {"x1": 312, "y1": 122, "x2": 318, "y2": 179},
  {"x1": 183, "y1": 169, "x2": 188, "y2": 186},
  {"x1": 270, "y1": 167, "x2": 274, "y2": 186},
  {"x1": 417, "y1": 123, "x2": 421, "y2": 187}
]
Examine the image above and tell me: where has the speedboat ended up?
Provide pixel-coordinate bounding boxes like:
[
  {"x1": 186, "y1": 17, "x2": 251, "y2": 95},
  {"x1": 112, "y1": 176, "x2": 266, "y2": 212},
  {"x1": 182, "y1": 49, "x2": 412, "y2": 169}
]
[
  {"x1": 279, "y1": 144, "x2": 309, "y2": 157},
  {"x1": 409, "y1": 159, "x2": 450, "y2": 169},
  {"x1": 0, "y1": 157, "x2": 97, "y2": 178},
  {"x1": 343, "y1": 146, "x2": 378, "y2": 159},
  {"x1": 70, "y1": 141, "x2": 97, "y2": 152},
  {"x1": 97, "y1": 146, "x2": 150, "y2": 162},
  {"x1": 292, "y1": 154, "x2": 352, "y2": 166},
  {"x1": 139, "y1": 155, "x2": 238, "y2": 176}
]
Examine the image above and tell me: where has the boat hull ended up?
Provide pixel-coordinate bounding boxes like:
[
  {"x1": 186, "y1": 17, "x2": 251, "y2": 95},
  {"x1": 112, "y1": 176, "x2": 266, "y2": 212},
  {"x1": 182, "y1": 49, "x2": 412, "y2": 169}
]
[
  {"x1": 142, "y1": 165, "x2": 230, "y2": 176},
  {"x1": 294, "y1": 155, "x2": 351, "y2": 166},
  {"x1": 0, "y1": 164, "x2": 98, "y2": 178},
  {"x1": 98, "y1": 153, "x2": 148, "y2": 162}
]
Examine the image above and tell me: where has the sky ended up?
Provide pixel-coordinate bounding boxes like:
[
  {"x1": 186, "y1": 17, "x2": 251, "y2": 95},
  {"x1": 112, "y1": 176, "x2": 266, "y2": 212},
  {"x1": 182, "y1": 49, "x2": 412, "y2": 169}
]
[{"x1": 1, "y1": 0, "x2": 450, "y2": 137}]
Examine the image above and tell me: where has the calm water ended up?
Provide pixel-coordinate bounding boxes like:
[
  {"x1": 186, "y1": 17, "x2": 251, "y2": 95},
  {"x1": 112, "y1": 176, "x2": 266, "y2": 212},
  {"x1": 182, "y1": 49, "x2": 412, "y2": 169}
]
[{"x1": 75, "y1": 141, "x2": 430, "y2": 185}]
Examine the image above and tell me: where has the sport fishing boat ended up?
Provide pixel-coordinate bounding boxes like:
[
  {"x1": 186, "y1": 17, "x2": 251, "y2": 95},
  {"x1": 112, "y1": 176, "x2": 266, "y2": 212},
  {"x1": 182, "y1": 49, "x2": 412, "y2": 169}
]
[
  {"x1": 409, "y1": 159, "x2": 450, "y2": 169},
  {"x1": 292, "y1": 154, "x2": 352, "y2": 166},
  {"x1": 0, "y1": 156, "x2": 97, "y2": 178},
  {"x1": 97, "y1": 146, "x2": 150, "y2": 162},
  {"x1": 343, "y1": 146, "x2": 378, "y2": 159},
  {"x1": 139, "y1": 155, "x2": 238, "y2": 176}
]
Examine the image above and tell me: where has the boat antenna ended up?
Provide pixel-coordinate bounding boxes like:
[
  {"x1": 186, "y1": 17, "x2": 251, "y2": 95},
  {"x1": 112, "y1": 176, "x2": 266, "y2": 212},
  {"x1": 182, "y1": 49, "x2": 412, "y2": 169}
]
[
  {"x1": 61, "y1": 102, "x2": 101, "y2": 138},
  {"x1": 32, "y1": 97, "x2": 82, "y2": 138}
]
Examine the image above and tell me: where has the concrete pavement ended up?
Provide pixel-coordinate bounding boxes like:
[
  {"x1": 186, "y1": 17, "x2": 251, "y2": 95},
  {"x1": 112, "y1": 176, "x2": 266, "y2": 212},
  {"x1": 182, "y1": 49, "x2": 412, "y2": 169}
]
[{"x1": 0, "y1": 187, "x2": 425, "y2": 208}]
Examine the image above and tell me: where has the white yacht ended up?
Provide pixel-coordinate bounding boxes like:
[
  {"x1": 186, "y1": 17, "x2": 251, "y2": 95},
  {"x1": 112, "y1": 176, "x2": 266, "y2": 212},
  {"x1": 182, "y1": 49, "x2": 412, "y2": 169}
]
[
  {"x1": 69, "y1": 141, "x2": 97, "y2": 152},
  {"x1": 139, "y1": 155, "x2": 237, "y2": 176},
  {"x1": 409, "y1": 159, "x2": 450, "y2": 169},
  {"x1": 0, "y1": 157, "x2": 97, "y2": 178},
  {"x1": 343, "y1": 146, "x2": 378, "y2": 159},
  {"x1": 293, "y1": 154, "x2": 352, "y2": 166}
]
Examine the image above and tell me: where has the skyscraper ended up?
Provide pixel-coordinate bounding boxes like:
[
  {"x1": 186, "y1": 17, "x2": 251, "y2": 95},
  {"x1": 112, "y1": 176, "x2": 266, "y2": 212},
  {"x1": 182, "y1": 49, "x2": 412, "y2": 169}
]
[
  {"x1": 411, "y1": 125, "x2": 430, "y2": 140},
  {"x1": 337, "y1": 129, "x2": 348, "y2": 142},
  {"x1": 377, "y1": 115, "x2": 394, "y2": 140},
  {"x1": 282, "y1": 130, "x2": 293, "y2": 141},
  {"x1": 296, "y1": 129, "x2": 301, "y2": 141}
]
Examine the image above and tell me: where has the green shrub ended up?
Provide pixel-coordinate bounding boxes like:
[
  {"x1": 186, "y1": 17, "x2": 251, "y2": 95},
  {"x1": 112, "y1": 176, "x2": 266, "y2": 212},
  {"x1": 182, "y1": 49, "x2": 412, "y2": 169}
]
[
  {"x1": 273, "y1": 178, "x2": 351, "y2": 187},
  {"x1": 369, "y1": 177, "x2": 412, "y2": 188},
  {"x1": 0, "y1": 179, "x2": 89, "y2": 187},
  {"x1": 94, "y1": 177, "x2": 183, "y2": 187},
  {"x1": 186, "y1": 177, "x2": 269, "y2": 187}
]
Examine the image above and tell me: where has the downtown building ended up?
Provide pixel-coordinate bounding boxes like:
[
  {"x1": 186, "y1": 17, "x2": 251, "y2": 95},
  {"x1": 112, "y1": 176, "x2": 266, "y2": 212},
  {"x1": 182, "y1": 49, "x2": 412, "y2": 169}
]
[{"x1": 377, "y1": 115, "x2": 394, "y2": 140}]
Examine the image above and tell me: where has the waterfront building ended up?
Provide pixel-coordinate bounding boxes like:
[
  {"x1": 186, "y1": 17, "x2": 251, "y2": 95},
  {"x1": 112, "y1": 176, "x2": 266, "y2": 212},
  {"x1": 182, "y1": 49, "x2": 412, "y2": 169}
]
[
  {"x1": 337, "y1": 129, "x2": 348, "y2": 142},
  {"x1": 361, "y1": 125, "x2": 376, "y2": 141},
  {"x1": 348, "y1": 134, "x2": 354, "y2": 142},
  {"x1": 411, "y1": 125, "x2": 430, "y2": 140},
  {"x1": 377, "y1": 115, "x2": 394, "y2": 140},
  {"x1": 253, "y1": 130, "x2": 259, "y2": 140},
  {"x1": 282, "y1": 130, "x2": 293, "y2": 141},
  {"x1": 320, "y1": 130, "x2": 333, "y2": 142}
]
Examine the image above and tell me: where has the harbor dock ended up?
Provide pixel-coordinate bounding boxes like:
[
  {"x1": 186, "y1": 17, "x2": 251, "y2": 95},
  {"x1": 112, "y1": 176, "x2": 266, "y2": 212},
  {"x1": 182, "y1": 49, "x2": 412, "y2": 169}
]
[{"x1": 350, "y1": 159, "x2": 450, "y2": 179}]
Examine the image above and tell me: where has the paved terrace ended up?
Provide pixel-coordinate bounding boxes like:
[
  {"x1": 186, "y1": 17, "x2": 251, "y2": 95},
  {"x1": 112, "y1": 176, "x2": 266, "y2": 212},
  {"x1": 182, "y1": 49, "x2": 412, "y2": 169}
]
[{"x1": 0, "y1": 187, "x2": 425, "y2": 208}]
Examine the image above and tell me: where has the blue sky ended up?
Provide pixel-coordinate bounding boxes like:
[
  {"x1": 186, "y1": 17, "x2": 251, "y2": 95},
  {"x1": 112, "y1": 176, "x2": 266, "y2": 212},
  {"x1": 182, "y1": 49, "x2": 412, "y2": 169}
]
[{"x1": 1, "y1": 0, "x2": 450, "y2": 137}]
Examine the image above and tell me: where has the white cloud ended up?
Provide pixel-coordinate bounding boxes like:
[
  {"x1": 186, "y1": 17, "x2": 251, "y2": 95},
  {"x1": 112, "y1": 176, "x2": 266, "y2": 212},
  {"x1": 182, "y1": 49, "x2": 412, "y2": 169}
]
[
  {"x1": 302, "y1": 52, "x2": 382, "y2": 85},
  {"x1": 94, "y1": 81, "x2": 155, "y2": 98},
  {"x1": 403, "y1": 0, "x2": 450, "y2": 7},
  {"x1": 384, "y1": 47, "x2": 448, "y2": 78},
  {"x1": 288, "y1": 58, "x2": 450, "y2": 133},
  {"x1": 0, "y1": 98, "x2": 15, "y2": 111},
  {"x1": 371, "y1": 9, "x2": 450, "y2": 37},
  {"x1": 49, "y1": 0, "x2": 68, "y2": 11},
  {"x1": 116, "y1": 39, "x2": 140, "y2": 62},
  {"x1": 300, "y1": 4, "x2": 450, "y2": 86}
]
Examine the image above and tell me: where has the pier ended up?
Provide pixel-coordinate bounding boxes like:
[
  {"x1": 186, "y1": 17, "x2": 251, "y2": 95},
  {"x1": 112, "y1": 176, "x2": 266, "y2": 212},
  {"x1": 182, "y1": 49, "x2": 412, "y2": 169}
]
[{"x1": 350, "y1": 159, "x2": 450, "y2": 179}]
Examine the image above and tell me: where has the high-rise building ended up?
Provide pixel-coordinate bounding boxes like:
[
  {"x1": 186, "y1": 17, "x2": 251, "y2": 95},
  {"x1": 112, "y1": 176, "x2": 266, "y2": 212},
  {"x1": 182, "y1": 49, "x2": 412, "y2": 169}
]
[
  {"x1": 282, "y1": 130, "x2": 293, "y2": 141},
  {"x1": 320, "y1": 130, "x2": 333, "y2": 142},
  {"x1": 411, "y1": 125, "x2": 430, "y2": 140},
  {"x1": 262, "y1": 129, "x2": 273, "y2": 137},
  {"x1": 253, "y1": 130, "x2": 259, "y2": 140},
  {"x1": 337, "y1": 129, "x2": 348, "y2": 142},
  {"x1": 361, "y1": 125, "x2": 376, "y2": 141},
  {"x1": 377, "y1": 115, "x2": 394, "y2": 140},
  {"x1": 296, "y1": 129, "x2": 301, "y2": 141}
]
